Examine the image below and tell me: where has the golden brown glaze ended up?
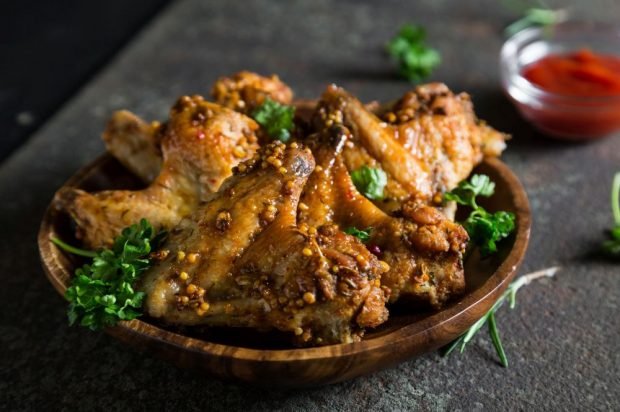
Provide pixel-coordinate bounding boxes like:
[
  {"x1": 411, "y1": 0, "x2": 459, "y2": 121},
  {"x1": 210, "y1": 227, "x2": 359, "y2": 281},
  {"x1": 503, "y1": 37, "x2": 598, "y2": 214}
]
[
  {"x1": 314, "y1": 84, "x2": 507, "y2": 211},
  {"x1": 55, "y1": 96, "x2": 259, "y2": 248},
  {"x1": 298, "y1": 125, "x2": 468, "y2": 307},
  {"x1": 140, "y1": 142, "x2": 389, "y2": 345},
  {"x1": 211, "y1": 71, "x2": 293, "y2": 114},
  {"x1": 54, "y1": 74, "x2": 510, "y2": 344}
]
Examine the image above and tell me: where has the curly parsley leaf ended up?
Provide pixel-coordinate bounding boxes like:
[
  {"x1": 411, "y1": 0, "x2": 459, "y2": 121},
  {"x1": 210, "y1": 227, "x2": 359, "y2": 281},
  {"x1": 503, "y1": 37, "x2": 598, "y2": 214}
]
[
  {"x1": 251, "y1": 98, "x2": 295, "y2": 142},
  {"x1": 445, "y1": 174, "x2": 515, "y2": 257},
  {"x1": 465, "y1": 210, "x2": 516, "y2": 256},
  {"x1": 344, "y1": 227, "x2": 372, "y2": 243},
  {"x1": 602, "y1": 172, "x2": 620, "y2": 259},
  {"x1": 444, "y1": 174, "x2": 495, "y2": 208},
  {"x1": 387, "y1": 24, "x2": 441, "y2": 83},
  {"x1": 51, "y1": 219, "x2": 166, "y2": 330},
  {"x1": 351, "y1": 166, "x2": 388, "y2": 200}
]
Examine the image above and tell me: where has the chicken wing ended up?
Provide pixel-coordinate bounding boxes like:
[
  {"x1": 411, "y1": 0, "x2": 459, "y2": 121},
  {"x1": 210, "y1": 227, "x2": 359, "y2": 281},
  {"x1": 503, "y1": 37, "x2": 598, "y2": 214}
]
[
  {"x1": 55, "y1": 96, "x2": 259, "y2": 248},
  {"x1": 102, "y1": 110, "x2": 163, "y2": 183},
  {"x1": 314, "y1": 84, "x2": 507, "y2": 212},
  {"x1": 299, "y1": 124, "x2": 468, "y2": 308},
  {"x1": 141, "y1": 142, "x2": 388, "y2": 345},
  {"x1": 102, "y1": 72, "x2": 292, "y2": 183},
  {"x1": 211, "y1": 71, "x2": 293, "y2": 114}
]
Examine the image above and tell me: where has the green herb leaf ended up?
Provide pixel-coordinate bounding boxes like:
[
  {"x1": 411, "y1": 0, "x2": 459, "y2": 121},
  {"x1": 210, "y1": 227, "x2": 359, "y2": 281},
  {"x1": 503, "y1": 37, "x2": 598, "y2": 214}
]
[
  {"x1": 344, "y1": 227, "x2": 372, "y2": 243},
  {"x1": 602, "y1": 172, "x2": 620, "y2": 259},
  {"x1": 386, "y1": 24, "x2": 441, "y2": 83},
  {"x1": 444, "y1": 174, "x2": 495, "y2": 208},
  {"x1": 53, "y1": 219, "x2": 165, "y2": 330},
  {"x1": 251, "y1": 98, "x2": 295, "y2": 142},
  {"x1": 350, "y1": 166, "x2": 388, "y2": 200},
  {"x1": 465, "y1": 210, "x2": 516, "y2": 256},
  {"x1": 445, "y1": 174, "x2": 515, "y2": 257}
]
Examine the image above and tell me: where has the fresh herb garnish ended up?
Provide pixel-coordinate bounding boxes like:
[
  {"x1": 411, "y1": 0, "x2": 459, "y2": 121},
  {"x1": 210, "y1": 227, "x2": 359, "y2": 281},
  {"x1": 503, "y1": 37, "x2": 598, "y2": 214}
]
[
  {"x1": 443, "y1": 266, "x2": 559, "y2": 367},
  {"x1": 344, "y1": 227, "x2": 372, "y2": 243},
  {"x1": 51, "y1": 219, "x2": 166, "y2": 330},
  {"x1": 251, "y1": 98, "x2": 295, "y2": 142},
  {"x1": 445, "y1": 174, "x2": 516, "y2": 256},
  {"x1": 351, "y1": 165, "x2": 388, "y2": 200},
  {"x1": 602, "y1": 172, "x2": 620, "y2": 259},
  {"x1": 387, "y1": 24, "x2": 441, "y2": 83},
  {"x1": 504, "y1": 7, "x2": 567, "y2": 37}
]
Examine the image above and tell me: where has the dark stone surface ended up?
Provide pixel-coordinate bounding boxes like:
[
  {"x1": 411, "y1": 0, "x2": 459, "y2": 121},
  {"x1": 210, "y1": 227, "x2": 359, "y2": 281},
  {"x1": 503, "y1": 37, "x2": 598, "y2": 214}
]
[
  {"x1": 0, "y1": 0, "x2": 170, "y2": 162},
  {"x1": 1, "y1": 0, "x2": 619, "y2": 410}
]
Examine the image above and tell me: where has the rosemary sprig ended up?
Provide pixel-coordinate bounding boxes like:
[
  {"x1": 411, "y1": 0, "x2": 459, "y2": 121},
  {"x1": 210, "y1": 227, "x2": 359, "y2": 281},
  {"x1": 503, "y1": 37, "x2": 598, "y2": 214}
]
[{"x1": 442, "y1": 266, "x2": 559, "y2": 367}]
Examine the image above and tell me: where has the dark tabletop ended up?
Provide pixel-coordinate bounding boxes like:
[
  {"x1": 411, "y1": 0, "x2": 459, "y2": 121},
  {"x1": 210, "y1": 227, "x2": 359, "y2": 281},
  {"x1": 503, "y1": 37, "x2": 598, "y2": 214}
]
[{"x1": 1, "y1": 0, "x2": 619, "y2": 410}]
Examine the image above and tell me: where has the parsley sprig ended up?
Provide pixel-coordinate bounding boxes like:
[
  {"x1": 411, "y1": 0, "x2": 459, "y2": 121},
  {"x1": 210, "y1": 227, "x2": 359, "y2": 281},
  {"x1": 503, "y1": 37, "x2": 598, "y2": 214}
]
[
  {"x1": 602, "y1": 172, "x2": 620, "y2": 259},
  {"x1": 51, "y1": 219, "x2": 165, "y2": 330},
  {"x1": 387, "y1": 24, "x2": 441, "y2": 83},
  {"x1": 443, "y1": 266, "x2": 558, "y2": 367},
  {"x1": 344, "y1": 227, "x2": 372, "y2": 243},
  {"x1": 251, "y1": 98, "x2": 295, "y2": 142},
  {"x1": 445, "y1": 174, "x2": 516, "y2": 256},
  {"x1": 351, "y1": 165, "x2": 387, "y2": 200}
]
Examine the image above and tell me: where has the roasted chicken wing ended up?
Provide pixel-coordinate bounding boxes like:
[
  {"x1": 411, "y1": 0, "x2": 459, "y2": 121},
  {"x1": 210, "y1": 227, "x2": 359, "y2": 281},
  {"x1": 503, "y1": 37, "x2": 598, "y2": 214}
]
[
  {"x1": 299, "y1": 125, "x2": 468, "y2": 307},
  {"x1": 211, "y1": 71, "x2": 293, "y2": 114},
  {"x1": 56, "y1": 73, "x2": 509, "y2": 345},
  {"x1": 102, "y1": 110, "x2": 163, "y2": 183},
  {"x1": 103, "y1": 72, "x2": 292, "y2": 183},
  {"x1": 314, "y1": 84, "x2": 507, "y2": 213},
  {"x1": 56, "y1": 96, "x2": 259, "y2": 248},
  {"x1": 140, "y1": 142, "x2": 389, "y2": 345}
]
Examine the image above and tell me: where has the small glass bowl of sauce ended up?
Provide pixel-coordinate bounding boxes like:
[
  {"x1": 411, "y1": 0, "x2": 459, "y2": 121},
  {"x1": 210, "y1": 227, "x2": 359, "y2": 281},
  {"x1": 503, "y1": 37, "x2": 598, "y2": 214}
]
[{"x1": 500, "y1": 22, "x2": 620, "y2": 140}]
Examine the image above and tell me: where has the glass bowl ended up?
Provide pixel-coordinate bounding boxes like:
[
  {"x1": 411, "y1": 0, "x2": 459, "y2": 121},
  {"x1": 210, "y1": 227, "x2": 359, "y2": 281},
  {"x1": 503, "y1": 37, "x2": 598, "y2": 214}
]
[{"x1": 500, "y1": 21, "x2": 620, "y2": 140}]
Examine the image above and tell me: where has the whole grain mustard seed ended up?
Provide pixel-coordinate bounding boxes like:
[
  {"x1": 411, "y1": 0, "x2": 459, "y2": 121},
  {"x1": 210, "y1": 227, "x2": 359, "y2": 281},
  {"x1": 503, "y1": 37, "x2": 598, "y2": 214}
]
[
  {"x1": 186, "y1": 253, "x2": 199, "y2": 264},
  {"x1": 302, "y1": 248, "x2": 313, "y2": 257},
  {"x1": 176, "y1": 250, "x2": 186, "y2": 262},
  {"x1": 179, "y1": 271, "x2": 189, "y2": 281},
  {"x1": 303, "y1": 292, "x2": 316, "y2": 304},
  {"x1": 233, "y1": 146, "x2": 246, "y2": 158}
]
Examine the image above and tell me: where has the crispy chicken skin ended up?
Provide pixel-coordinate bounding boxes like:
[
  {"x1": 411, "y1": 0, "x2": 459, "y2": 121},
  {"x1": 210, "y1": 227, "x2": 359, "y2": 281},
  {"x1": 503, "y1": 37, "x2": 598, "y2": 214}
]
[
  {"x1": 55, "y1": 96, "x2": 259, "y2": 248},
  {"x1": 299, "y1": 125, "x2": 468, "y2": 307},
  {"x1": 211, "y1": 71, "x2": 293, "y2": 114},
  {"x1": 102, "y1": 110, "x2": 163, "y2": 183},
  {"x1": 141, "y1": 142, "x2": 389, "y2": 345},
  {"x1": 103, "y1": 72, "x2": 293, "y2": 183},
  {"x1": 56, "y1": 72, "x2": 510, "y2": 344},
  {"x1": 314, "y1": 84, "x2": 507, "y2": 211}
]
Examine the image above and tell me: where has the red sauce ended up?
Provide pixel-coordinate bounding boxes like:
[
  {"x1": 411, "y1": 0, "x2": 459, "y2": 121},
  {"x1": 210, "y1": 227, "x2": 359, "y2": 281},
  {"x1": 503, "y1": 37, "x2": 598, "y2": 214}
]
[
  {"x1": 516, "y1": 49, "x2": 620, "y2": 139},
  {"x1": 523, "y1": 49, "x2": 620, "y2": 96}
]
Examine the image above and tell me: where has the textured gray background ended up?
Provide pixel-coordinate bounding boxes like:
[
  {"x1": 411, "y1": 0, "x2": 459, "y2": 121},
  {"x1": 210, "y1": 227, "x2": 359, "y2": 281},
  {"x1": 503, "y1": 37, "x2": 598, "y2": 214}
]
[{"x1": 1, "y1": 0, "x2": 619, "y2": 410}]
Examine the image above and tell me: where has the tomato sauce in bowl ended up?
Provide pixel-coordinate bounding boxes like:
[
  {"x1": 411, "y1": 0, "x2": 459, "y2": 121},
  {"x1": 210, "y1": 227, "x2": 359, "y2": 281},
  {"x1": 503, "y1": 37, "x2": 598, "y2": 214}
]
[
  {"x1": 523, "y1": 49, "x2": 620, "y2": 96},
  {"x1": 501, "y1": 23, "x2": 620, "y2": 140}
]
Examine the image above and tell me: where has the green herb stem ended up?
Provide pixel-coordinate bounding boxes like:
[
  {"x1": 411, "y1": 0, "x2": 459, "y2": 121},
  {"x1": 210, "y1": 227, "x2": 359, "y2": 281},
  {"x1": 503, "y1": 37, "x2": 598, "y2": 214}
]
[
  {"x1": 51, "y1": 237, "x2": 97, "y2": 258},
  {"x1": 611, "y1": 172, "x2": 620, "y2": 226},
  {"x1": 442, "y1": 266, "x2": 559, "y2": 367}
]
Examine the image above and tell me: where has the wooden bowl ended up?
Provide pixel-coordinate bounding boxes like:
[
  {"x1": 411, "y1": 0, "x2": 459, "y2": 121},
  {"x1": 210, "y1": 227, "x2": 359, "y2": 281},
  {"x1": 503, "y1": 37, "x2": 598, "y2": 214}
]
[{"x1": 38, "y1": 154, "x2": 530, "y2": 388}]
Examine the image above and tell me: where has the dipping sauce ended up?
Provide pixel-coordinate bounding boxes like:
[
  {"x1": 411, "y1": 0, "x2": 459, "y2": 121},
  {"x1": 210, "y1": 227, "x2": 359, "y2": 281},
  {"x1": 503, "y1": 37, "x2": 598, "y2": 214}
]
[
  {"x1": 523, "y1": 49, "x2": 620, "y2": 96},
  {"x1": 515, "y1": 49, "x2": 620, "y2": 139}
]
